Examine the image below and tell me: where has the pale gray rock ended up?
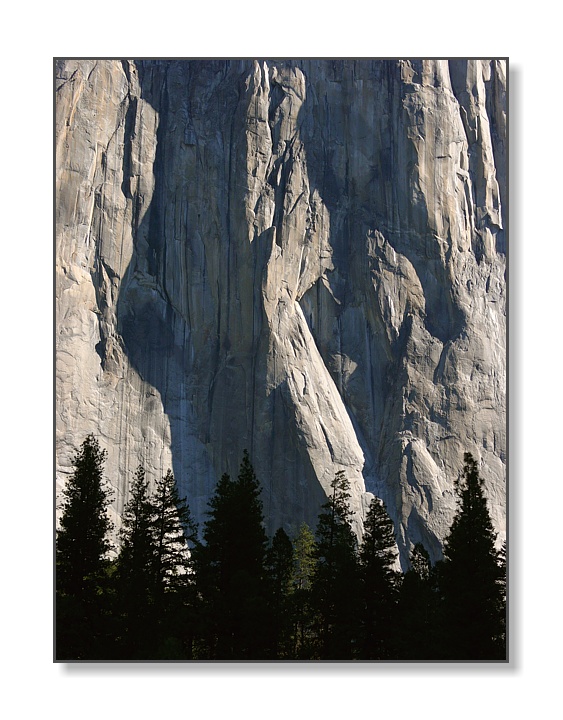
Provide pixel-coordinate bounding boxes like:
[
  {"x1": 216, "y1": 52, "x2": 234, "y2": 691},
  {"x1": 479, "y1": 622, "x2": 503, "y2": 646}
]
[{"x1": 56, "y1": 59, "x2": 506, "y2": 564}]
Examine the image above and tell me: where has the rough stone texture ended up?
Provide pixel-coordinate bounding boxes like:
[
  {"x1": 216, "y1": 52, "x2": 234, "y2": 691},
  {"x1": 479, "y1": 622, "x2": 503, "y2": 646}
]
[{"x1": 55, "y1": 59, "x2": 506, "y2": 565}]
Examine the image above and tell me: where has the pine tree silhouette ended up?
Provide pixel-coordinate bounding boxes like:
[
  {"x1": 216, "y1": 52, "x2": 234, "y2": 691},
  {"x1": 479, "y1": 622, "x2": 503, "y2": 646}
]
[
  {"x1": 115, "y1": 465, "x2": 157, "y2": 658},
  {"x1": 56, "y1": 434, "x2": 114, "y2": 660},
  {"x1": 193, "y1": 451, "x2": 270, "y2": 659},
  {"x1": 438, "y1": 453, "x2": 506, "y2": 660},
  {"x1": 358, "y1": 496, "x2": 401, "y2": 659},
  {"x1": 311, "y1": 471, "x2": 360, "y2": 659}
]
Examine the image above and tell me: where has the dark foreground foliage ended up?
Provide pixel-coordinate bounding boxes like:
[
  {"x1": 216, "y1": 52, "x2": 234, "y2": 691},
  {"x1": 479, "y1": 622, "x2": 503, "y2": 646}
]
[{"x1": 56, "y1": 438, "x2": 506, "y2": 661}]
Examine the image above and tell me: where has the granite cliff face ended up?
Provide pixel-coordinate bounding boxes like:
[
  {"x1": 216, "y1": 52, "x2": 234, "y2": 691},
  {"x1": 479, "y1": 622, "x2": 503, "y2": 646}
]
[{"x1": 55, "y1": 59, "x2": 506, "y2": 564}]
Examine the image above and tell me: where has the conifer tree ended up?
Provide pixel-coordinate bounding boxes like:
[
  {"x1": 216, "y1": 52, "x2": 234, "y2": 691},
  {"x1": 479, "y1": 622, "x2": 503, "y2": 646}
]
[
  {"x1": 291, "y1": 522, "x2": 317, "y2": 658},
  {"x1": 118, "y1": 466, "x2": 155, "y2": 593},
  {"x1": 56, "y1": 435, "x2": 114, "y2": 597},
  {"x1": 147, "y1": 468, "x2": 198, "y2": 658},
  {"x1": 192, "y1": 472, "x2": 232, "y2": 658},
  {"x1": 56, "y1": 434, "x2": 114, "y2": 659},
  {"x1": 151, "y1": 468, "x2": 197, "y2": 596},
  {"x1": 496, "y1": 540, "x2": 507, "y2": 653},
  {"x1": 266, "y1": 527, "x2": 294, "y2": 657},
  {"x1": 194, "y1": 451, "x2": 271, "y2": 659},
  {"x1": 357, "y1": 496, "x2": 401, "y2": 659},
  {"x1": 397, "y1": 542, "x2": 439, "y2": 659},
  {"x1": 438, "y1": 452, "x2": 506, "y2": 660},
  {"x1": 311, "y1": 471, "x2": 360, "y2": 659},
  {"x1": 293, "y1": 523, "x2": 317, "y2": 593},
  {"x1": 409, "y1": 541, "x2": 432, "y2": 580},
  {"x1": 497, "y1": 541, "x2": 507, "y2": 604},
  {"x1": 115, "y1": 465, "x2": 157, "y2": 658}
]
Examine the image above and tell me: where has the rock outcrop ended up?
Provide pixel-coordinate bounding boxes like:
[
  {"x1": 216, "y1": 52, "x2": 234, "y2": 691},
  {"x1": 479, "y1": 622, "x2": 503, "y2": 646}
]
[{"x1": 55, "y1": 59, "x2": 506, "y2": 565}]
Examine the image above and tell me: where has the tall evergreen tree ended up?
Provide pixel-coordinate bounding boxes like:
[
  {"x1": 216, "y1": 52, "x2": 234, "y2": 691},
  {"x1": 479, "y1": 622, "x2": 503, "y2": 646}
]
[
  {"x1": 311, "y1": 471, "x2": 361, "y2": 659},
  {"x1": 357, "y1": 496, "x2": 401, "y2": 659},
  {"x1": 293, "y1": 523, "x2": 317, "y2": 593},
  {"x1": 56, "y1": 435, "x2": 114, "y2": 598},
  {"x1": 56, "y1": 434, "x2": 114, "y2": 659},
  {"x1": 438, "y1": 452, "x2": 506, "y2": 660},
  {"x1": 117, "y1": 466, "x2": 155, "y2": 593},
  {"x1": 290, "y1": 522, "x2": 317, "y2": 658},
  {"x1": 152, "y1": 468, "x2": 197, "y2": 595},
  {"x1": 115, "y1": 465, "x2": 157, "y2": 658},
  {"x1": 396, "y1": 542, "x2": 439, "y2": 659},
  {"x1": 194, "y1": 451, "x2": 271, "y2": 659},
  {"x1": 496, "y1": 540, "x2": 507, "y2": 654},
  {"x1": 150, "y1": 468, "x2": 198, "y2": 658},
  {"x1": 266, "y1": 527, "x2": 294, "y2": 657}
]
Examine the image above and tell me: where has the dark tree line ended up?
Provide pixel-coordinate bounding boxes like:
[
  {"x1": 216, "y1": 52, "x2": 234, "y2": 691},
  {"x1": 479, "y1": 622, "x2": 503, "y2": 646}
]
[{"x1": 56, "y1": 438, "x2": 506, "y2": 661}]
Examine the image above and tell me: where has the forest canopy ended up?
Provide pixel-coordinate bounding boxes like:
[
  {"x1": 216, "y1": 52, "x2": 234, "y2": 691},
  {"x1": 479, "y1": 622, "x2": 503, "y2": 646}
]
[{"x1": 55, "y1": 437, "x2": 506, "y2": 662}]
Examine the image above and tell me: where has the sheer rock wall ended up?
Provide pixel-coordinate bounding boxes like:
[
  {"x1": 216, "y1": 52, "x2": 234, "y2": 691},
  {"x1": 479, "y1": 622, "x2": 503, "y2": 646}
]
[{"x1": 55, "y1": 59, "x2": 506, "y2": 564}]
